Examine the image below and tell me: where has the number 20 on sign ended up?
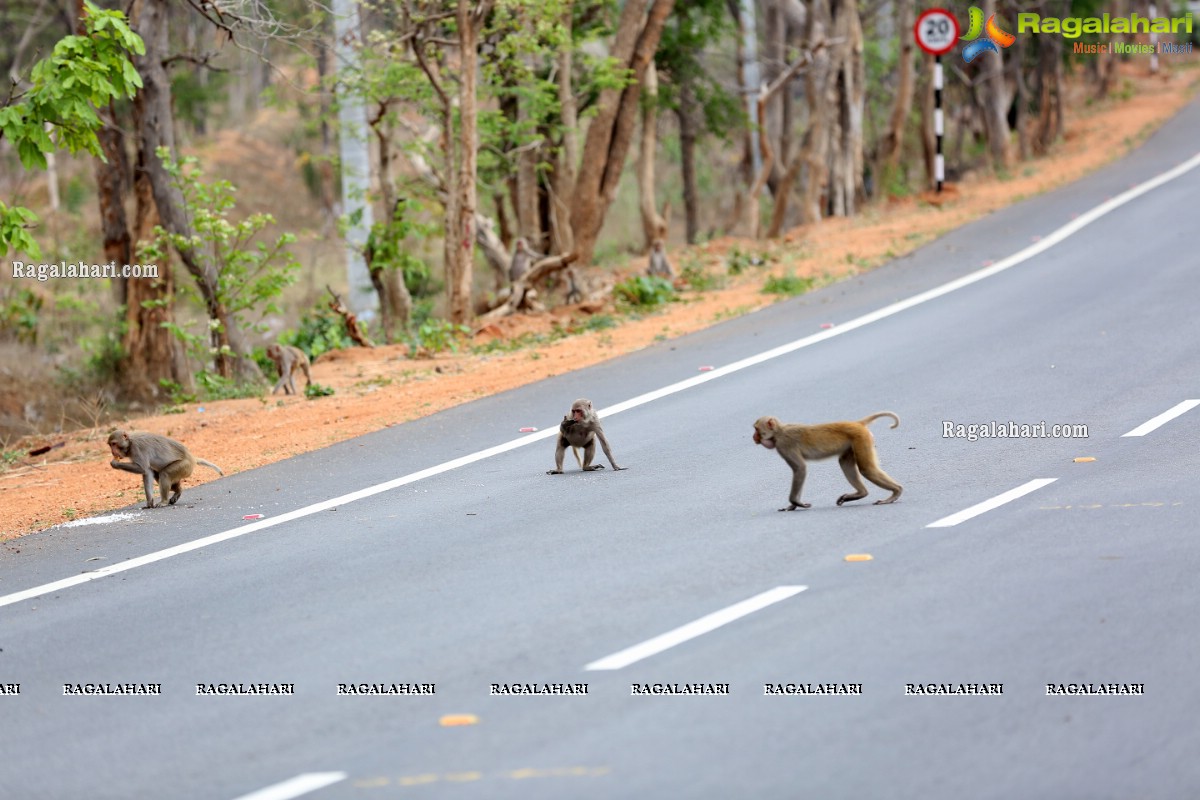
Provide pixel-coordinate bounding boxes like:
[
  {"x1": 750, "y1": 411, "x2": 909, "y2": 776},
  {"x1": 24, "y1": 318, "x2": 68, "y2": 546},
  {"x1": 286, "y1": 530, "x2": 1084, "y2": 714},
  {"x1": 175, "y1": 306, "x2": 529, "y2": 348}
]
[{"x1": 914, "y1": 8, "x2": 960, "y2": 55}]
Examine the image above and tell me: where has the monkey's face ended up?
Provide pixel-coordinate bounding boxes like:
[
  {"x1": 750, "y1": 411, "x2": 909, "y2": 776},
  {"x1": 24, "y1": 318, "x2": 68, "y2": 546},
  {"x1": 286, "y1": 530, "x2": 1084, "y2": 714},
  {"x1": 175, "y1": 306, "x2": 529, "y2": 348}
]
[
  {"x1": 753, "y1": 418, "x2": 778, "y2": 449},
  {"x1": 108, "y1": 433, "x2": 129, "y2": 458},
  {"x1": 571, "y1": 407, "x2": 586, "y2": 422}
]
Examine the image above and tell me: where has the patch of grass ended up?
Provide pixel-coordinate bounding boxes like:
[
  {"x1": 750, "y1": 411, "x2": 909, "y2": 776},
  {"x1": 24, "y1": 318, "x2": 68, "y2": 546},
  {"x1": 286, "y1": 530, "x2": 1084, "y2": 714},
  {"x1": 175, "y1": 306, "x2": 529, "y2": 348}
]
[
  {"x1": 713, "y1": 305, "x2": 753, "y2": 322},
  {"x1": 305, "y1": 383, "x2": 336, "y2": 398},
  {"x1": 763, "y1": 273, "x2": 816, "y2": 297},
  {"x1": 577, "y1": 314, "x2": 618, "y2": 332},
  {"x1": 681, "y1": 261, "x2": 725, "y2": 292}
]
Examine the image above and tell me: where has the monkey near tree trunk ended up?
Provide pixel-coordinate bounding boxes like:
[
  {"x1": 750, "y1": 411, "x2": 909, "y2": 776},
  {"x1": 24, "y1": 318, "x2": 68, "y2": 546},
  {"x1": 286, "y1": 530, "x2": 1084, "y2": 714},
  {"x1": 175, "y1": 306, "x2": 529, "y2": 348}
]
[
  {"x1": 266, "y1": 343, "x2": 312, "y2": 395},
  {"x1": 107, "y1": 430, "x2": 224, "y2": 509},
  {"x1": 548, "y1": 398, "x2": 626, "y2": 474},
  {"x1": 752, "y1": 412, "x2": 903, "y2": 511}
]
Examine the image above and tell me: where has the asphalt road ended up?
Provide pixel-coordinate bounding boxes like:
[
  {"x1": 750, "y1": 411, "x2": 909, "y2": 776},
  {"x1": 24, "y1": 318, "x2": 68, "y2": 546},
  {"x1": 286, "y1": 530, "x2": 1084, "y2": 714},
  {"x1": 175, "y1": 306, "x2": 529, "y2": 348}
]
[{"x1": 2, "y1": 99, "x2": 1198, "y2": 800}]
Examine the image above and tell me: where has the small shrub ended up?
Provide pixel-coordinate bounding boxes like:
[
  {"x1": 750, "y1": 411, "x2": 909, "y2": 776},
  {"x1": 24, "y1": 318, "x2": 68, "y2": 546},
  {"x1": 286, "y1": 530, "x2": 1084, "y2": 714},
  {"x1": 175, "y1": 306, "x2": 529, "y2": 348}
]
[
  {"x1": 284, "y1": 303, "x2": 361, "y2": 360},
  {"x1": 763, "y1": 273, "x2": 816, "y2": 296},
  {"x1": 305, "y1": 383, "x2": 336, "y2": 398},
  {"x1": 412, "y1": 319, "x2": 470, "y2": 356},
  {"x1": 615, "y1": 275, "x2": 675, "y2": 308}
]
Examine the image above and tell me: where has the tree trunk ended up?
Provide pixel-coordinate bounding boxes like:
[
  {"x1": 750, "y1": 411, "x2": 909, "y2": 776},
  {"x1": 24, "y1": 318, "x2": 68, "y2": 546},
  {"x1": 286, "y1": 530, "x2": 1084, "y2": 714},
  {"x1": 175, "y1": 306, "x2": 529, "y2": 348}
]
[
  {"x1": 919, "y1": 53, "x2": 936, "y2": 189},
  {"x1": 878, "y1": 0, "x2": 914, "y2": 191},
  {"x1": 676, "y1": 77, "x2": 701, "y2": 244},
  {"x1": 637, "y1": 62, "x2": 667, "y2": 249},
  {"x1": 131, "y1": 0, "x2": 261, "y2": 382},
  {"x1": 830, "y1": 0, "x2": 865, "y2": 216},
  {"x1": 447, "y1": 1, "x2": 486, "y2": 325},
  {"x1": 798, "y1": 0, "x2": 833, "y2": 223},
  {"x1": 368, "y1": 113, "x2": 414, "y2": 341},
  {"x1": 978, "y1": 0, "x2": 1011, "y2": 170},
  {"x1": 571, "y1": 0, "x2": 679, "y2": 266},
  {"x1": 550, "y1": 3, "x2": 577, "y2": 256}
]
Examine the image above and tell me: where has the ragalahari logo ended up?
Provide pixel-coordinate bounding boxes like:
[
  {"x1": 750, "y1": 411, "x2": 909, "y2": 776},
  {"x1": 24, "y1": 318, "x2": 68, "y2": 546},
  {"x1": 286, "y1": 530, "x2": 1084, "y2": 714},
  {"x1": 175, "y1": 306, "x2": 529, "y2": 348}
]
[{"x1": 960, "y1": 6, "x2": 1015, "y2": 62}]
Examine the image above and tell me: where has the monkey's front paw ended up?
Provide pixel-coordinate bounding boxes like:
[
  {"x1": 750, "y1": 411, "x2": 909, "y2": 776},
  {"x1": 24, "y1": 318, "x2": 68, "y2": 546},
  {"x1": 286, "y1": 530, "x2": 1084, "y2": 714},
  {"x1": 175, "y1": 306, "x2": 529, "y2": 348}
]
[
  {"x1": 546, "y1": 469, "x2": 564, "y2": 475},
  {"x1": 584, "y1": 464, "x2": 606, "y2": 471},
  {"x1": 778, "y1": 503, "x2": 811, "y2": 511}
]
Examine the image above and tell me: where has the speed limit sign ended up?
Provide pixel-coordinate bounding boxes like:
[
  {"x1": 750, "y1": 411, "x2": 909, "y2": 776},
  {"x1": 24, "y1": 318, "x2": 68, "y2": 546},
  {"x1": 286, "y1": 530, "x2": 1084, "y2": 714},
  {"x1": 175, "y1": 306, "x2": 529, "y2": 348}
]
[{"x1": 914, "y1": 8, "x2": 960, "y2": 56}]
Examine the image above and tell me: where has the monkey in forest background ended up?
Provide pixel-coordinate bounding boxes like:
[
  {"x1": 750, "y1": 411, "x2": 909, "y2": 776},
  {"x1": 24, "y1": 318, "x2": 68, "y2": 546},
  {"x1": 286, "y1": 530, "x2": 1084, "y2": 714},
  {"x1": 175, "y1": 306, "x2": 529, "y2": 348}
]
[
  {"x1": 752, "y1": 412, "x2": 903, "y2": 511},
  {"x1": 266, "y1": 343, "x2": 312, "y2": 395},
  {"x1": 508, "y1": 237, "x2": 543, "y2": 283},
  {"x1": 107, "y1": 430, "x2": 224, "y2": 509},
  {"x1": 646, "y1": 238, "x2": 675, "y2": 279},
  {"x1": 548, "y1": 398, "x2": 626, "y2": 474}
]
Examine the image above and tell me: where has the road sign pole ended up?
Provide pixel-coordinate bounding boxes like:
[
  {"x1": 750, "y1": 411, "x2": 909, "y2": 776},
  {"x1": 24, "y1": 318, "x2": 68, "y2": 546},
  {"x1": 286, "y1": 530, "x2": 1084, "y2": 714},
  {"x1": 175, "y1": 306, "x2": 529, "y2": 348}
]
[
  {"x1": 913, "y1": 8, "x2": 958, "y2": 194},
  {"x1": 935, "y1": 55, "x2": 944, "y2": 193}
]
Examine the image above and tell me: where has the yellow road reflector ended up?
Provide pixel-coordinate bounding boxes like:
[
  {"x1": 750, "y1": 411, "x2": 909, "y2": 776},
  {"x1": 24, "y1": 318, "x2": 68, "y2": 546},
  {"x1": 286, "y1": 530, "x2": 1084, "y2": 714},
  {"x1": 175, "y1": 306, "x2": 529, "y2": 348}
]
[
  {"x1": 439, "y1": 714, "x2": 479, "y2": 727},
  {"x1": 1073, "y1": 457, "x2": 1096, "y2": 463},
  {"x1": 844, "y1": 554, "x2": 873, "y2": 562}
]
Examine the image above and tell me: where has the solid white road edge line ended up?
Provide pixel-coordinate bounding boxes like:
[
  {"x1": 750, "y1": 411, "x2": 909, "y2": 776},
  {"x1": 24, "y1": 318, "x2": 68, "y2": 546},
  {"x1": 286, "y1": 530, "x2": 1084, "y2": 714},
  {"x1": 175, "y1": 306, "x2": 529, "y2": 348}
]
[
  {"x1": 926, "y1": 479, "x2": 1058, "y2": 528},
  {"x1": 1120, "y1": 399, "x2": 1200, "y2": 437},
  {"x1": 4, "y1": 151, "x2": 1199, "y2": 610},
  {"x1": 230, "y1": 772, "x2": 348, "y2": 800},
  {"x1": 584, "y1": 586, "x2": 808, "y2": 671}
]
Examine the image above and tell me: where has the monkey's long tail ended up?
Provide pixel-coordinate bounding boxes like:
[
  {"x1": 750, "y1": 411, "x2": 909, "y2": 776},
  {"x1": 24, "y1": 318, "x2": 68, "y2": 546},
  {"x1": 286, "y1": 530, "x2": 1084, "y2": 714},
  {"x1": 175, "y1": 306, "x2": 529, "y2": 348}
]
[
  {"x1": 197, "y1": 459, "x2": 225, "y2": 476},
  {"x1": 861, "y1": 412, "x2": 900, "y2": 429},
  {"x1": 571, "y1": 447, "x2": 583, "y2": 469}
]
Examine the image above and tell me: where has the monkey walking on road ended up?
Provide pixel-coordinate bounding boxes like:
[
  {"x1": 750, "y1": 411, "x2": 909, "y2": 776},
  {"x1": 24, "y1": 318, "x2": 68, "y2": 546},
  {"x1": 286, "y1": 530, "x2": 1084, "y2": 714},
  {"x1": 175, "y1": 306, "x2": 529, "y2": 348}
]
[
  {"x1": 547, "y1": 398, "x2": 626, "y2": 474},
  {"x1": 107, "y1": 430, "x2": 224, "y2": 509},
  {"x1": 752, "y1": 412, "x2": 903, "y2": 511}
]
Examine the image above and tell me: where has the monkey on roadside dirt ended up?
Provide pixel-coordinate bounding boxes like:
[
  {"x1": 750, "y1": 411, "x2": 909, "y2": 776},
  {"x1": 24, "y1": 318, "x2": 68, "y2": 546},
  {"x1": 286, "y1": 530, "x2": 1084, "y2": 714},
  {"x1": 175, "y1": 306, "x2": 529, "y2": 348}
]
[
  {"x1": 646, "y1": 238, "x2": 675, "y2": 279},
  {"x1": 266, "y1": 343, "x2": 312, "y2": 395},
  {"x1": 547, "y1": 398, "x2": 626, "y2": 474},
  {"x1": 107, "y1": 430, "x2": 224, "y2": 509},
  {"x1": 752, "y1": 412, "x2": 903, "y2": 511}
]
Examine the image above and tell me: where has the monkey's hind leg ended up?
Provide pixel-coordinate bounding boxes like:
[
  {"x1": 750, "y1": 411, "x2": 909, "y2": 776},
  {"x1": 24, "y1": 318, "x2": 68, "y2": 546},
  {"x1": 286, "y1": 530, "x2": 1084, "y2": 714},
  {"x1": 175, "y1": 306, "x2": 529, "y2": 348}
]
[
  {"x1": 159, "y1": 460, "x2": 190, "y2": 506},
  {"x1": 854, "y1": 445, "x2": 903, "y2": 505},
  {"x1": 836, "y1": 450, "x2": 870, "y2": 506}
]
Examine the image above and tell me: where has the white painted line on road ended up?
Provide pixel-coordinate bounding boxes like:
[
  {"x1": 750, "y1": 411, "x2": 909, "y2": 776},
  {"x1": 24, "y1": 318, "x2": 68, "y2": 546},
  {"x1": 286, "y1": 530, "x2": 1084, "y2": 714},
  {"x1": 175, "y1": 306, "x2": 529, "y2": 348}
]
[
  {"x1": 5, "y1": 151, "x2": 1200, "y2": 609},
  {"x1": 926, "y1": 479, "x2": 1058, "y2": 528},
  {"x1": 1121, "y1": 399, "x2": 1200, "y2": 437},
  {"x1": 231, "y1": 772, "x2": 347, "y2": 800},
  {"x1": 583, "y1": 586, "x2": 807, "y2": 671}
]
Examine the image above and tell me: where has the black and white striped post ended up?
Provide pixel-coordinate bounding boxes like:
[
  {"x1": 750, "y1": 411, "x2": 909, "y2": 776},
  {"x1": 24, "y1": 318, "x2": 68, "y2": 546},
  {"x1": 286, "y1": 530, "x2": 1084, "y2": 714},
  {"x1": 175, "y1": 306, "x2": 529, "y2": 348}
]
[
  {"x1": 935, "y1": 55, "x2": 944, "y2": 192},
  {"x1": 914, "y1": 8, "x2": 960, "y2": 193}
]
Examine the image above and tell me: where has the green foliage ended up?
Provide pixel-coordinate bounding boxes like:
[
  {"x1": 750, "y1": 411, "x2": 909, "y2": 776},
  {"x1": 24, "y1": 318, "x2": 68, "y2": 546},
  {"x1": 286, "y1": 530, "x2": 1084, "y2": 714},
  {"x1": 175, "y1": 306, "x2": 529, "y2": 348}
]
[
  {"x1": 194, "y1": 371, "x2": 261, "y2": 401},
  {"x1": 0, "y1": 287, "x2": 44, "y2": 344},
  {"x1": 158, "y1": 380, "x2": 197, "y2": 406},
  {"x1": 412, "y1": 319, "x2": 470, "y2": 356},
  {"x1": 366, "y1": 198, "x2": 441, "y2": 301},
  {"x1": 142, "y1": 150, "x2": 300, "y2": 365},
  {"x1": 654, "y1": 0, "x2": 742, "y2": 138},
  {"x1": 680, "y1": 260, "x2": 724, "y2": 292},
  {"x1": 577, "y1": 313, "x2": 618, "y2": 332},
  {"x1": 171, "y1": 68, "x2": 227, "y2": 131},
  {"x1": 726, "y1": 246, "x2": 768, "y2": 275},
  {"x1": 763, "y1": 273, "x2": 816, "y2": 296},
  {"x1": 282, "y1": 303, "x2": 362, "y2": 361},
  {"x1": 0, "y1": 2, "x2": 143, "y2": 258},
  {"x1": 305, "y1": 383, "x2": 336, "y2": 398},
  {"x1": 615, "y1": 275, "x2": 676, "y2": 308}
]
